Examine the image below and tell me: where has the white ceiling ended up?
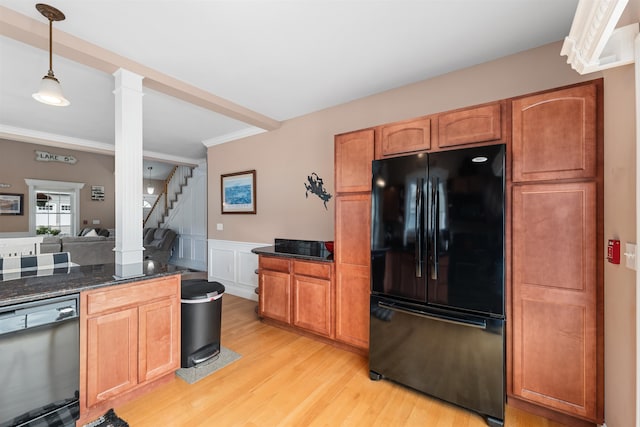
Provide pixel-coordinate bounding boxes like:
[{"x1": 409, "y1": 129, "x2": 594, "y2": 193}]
[{"x1": 0, "y1": 1, "x2": 580, "y2": 165}]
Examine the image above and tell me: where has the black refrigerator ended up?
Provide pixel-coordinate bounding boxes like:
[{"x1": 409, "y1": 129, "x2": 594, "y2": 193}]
[{"x1": 369, "y1": 144, "x2": 505, "y2": 427}]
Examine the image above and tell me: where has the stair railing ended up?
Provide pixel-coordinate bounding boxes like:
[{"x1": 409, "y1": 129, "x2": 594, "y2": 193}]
[{"x1": 143, "y1": 165, "x2": 192, "y2": 228}]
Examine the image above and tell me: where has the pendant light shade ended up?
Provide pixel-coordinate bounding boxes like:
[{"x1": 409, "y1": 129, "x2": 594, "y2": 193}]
[
  {"x1": 147, "y1": 167, "x2": 154, "y2": 195},
  {"x1": 32, "y1": 4, "x2": 70, "y2": 107},
  {"x1": 33, "y1": 74, "x2": 70, "y2": 106}
]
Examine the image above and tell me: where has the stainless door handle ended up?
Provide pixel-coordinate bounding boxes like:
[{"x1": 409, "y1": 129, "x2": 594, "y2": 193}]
[{"x1": 378, "y1": 301, "x2": 487, "y2": 329}]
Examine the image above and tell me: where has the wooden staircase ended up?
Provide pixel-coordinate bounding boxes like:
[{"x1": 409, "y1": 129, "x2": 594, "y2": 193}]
[{"x1": 143, "y1": 165, "x2": 193, "y2": 228}]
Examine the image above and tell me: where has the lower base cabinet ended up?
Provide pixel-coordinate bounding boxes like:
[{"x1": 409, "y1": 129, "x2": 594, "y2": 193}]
[
  {"x1": 258, "y1": 256, "x2": 336, "y2": 341},
  {"x1": 78, "y1": 275, "x2": 181, "y2": 425}
]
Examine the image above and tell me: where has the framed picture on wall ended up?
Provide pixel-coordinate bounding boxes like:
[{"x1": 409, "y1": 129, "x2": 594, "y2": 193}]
[
  {"x1": 0, "y1": 193, "x2": 23, "y2": 215},
  {"x1": 91, "y1": 185, "x2": 105, "y2": 201},
  {"x1": 221, "y1": 170, "x2": 256, "y2": 214}
]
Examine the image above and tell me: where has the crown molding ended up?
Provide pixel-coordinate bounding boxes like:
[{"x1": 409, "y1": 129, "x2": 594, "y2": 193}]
[
  {"x1": 0, "y1": 124, "x2": 202, "y2": 166},
  {"x1": 202, "y1": 127, "x2": 267, "y2": 147},
  {"x1": 561, "y1": 0, "x2": 638, "y2": 74},
  {"x1": 0, "y1": 124, "x2": 115, "y2": 155}
]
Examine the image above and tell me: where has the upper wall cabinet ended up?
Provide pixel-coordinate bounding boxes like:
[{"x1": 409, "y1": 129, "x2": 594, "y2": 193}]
[
  {"x1": 437, "y1": 102, "x2": 503, "y2": 149},
  {"x1": 335, "y1": 129, "x2": 375, "y2": 194},
  {"x1": 379, "y1": 117, "x2": 431, "y2": 157},
  {"x1": 512, "y1": 84, "x2": 598, "y2": 182}
]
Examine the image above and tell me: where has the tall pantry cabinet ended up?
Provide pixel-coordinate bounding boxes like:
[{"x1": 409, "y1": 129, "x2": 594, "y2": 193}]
[
  {"x1": 509, "y1": 81, "x2": 604, "y2": 424},
  {"x1": 334, "y1": 129, "x2": 374, "y2": 350}
]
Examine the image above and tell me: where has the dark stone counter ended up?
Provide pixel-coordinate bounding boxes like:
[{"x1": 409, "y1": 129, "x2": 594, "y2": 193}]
[
  {"x1": 252, "y1": 238, "x2": 334, "y2": 262},
  {"x1": 0, "y1": 260, "x2": 187, "y2": 308}
]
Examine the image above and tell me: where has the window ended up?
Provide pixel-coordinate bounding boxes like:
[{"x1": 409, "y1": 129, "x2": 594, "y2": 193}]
[
  {"x1": 25, "y1": 179, "x2": 84, "y2": 236},
  {"x1": 35, "y1": 191, "x2": 72, "y2": 235}
]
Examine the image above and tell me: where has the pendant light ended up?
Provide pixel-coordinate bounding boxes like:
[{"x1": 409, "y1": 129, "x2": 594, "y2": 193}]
[
  {"x1": 147, "y1": 167, "x2": 154, "y2": 195},
  {"x1": 32, "y1": 3, "x2": 70, "y2": 107}
]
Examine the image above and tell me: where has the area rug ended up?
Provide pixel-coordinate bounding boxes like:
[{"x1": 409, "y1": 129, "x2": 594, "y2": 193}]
[
  {"x1": 175, "y1": 346, "x2": 242, "y2": 384},
  {"x1": 83, "y1": 409, "x2": 129, "y2": 427}
]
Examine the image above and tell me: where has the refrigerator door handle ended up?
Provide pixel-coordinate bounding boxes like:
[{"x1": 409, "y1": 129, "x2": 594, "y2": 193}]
[
  {"x1": 431, "y1": 178, "x2": 439, "y2": 280},
  {"x1": 415, "y1": 178, "x2": 424, "y2": 278},
  {"x1": 378, "y1": 301, "x2": 487, "y2": 329}
]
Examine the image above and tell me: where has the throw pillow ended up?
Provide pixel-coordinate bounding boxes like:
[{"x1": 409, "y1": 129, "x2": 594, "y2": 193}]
[{"x1": 84, "y1": 229, "x2": 98, "y2": 237}]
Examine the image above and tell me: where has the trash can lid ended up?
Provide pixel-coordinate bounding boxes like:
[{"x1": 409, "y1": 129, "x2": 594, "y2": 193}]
[{"x1": 181, "y1": 280, "x2": 225, "y2": 301}]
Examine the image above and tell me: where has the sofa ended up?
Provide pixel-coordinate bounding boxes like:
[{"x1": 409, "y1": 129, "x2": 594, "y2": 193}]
[
  {"x1": 40, "y1": 227, "x2": 177, "y2": 266},
  {"x1": 41, "y1": 228, "x2": 115, "y2": 266}
]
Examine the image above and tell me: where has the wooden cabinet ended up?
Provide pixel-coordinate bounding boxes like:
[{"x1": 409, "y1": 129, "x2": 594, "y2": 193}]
[
  {"x1": 334, "y1": 128, "x2": 374, "y2": 352},
  {"x1": 512, "y1": 182, "x2": 598, "y2": 420},
  {"x1": 79, "y1": 275, "x2": 181, "y2": 425},
  {"x1": 334, "y1": 193, "x2": 371, "y2": 350},
  {"x1": 438, "y1": 102, "x2": 503, "y2": 148},
  {"x1": 508, "y1": 80, "x2": 603, "y2": 425},
  {"x1": 258, "y1": 257, "x2": 292, "y2": 324},
  {"x1": 379, "y1": 117, "x2": 431, "y2": 157},
  {"x1": 258, "y1": 256, "x2": 334, "y2": 339},
  {"x1": 292, "y1": 260, "x2": 333, "y2": 338},
  {"x1": 512, "y1": 84, "x2": 597, "y2": 182},
  {"x1": 335, "y1": 129, "x2": 375, "y2": 193}
]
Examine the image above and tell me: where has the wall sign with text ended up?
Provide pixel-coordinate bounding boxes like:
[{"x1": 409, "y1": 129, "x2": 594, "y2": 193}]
[{"x1": 35, "y1": 150, "x2": 77, "y2": 165}]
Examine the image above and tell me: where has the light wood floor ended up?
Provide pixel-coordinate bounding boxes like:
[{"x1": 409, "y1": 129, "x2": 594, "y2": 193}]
[{"x1": 116, "y1": 295, "x2": 568, "y2": 426}]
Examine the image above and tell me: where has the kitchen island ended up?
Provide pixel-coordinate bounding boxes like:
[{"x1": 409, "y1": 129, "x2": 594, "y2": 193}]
[
  {"x1": 0, "y1": 260, "x2": 186, "y2": 427},
  {"x1": 0, "y1": 259, "x2": 185, "y2": 307}
]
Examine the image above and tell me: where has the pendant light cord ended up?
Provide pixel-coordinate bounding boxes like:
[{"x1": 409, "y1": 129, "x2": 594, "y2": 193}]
[{"x1": 48, "y1": 18, "x2": 54, "y2": 77}]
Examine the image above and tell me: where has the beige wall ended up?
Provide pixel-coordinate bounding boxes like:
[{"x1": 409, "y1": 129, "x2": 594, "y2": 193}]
[
  {"x1": 0, "y1": 139, "x2": 116, "y2": 233},
  {"x1": 602, "y1": 63, "x2": 636, "y2": 427},
  {"x1": 207, "y1": 41, "x2": 597, "y2": 244},
  {"x1": 208, "y1": 39, "x2": 637, "y2": 425}
]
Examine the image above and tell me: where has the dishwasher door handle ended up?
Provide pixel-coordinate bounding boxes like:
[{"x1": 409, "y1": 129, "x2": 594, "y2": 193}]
[{"x1": 377, "y1": 301, "x2": 487, "y2": 330}]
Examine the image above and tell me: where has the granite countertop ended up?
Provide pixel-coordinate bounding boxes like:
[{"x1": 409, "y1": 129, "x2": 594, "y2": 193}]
[
  {"x1": 0, "y1": 260, "x2": 187, "y2": 308},
  {"x1": 252, "y1": 238, "x2": 334, "y2": 262}
]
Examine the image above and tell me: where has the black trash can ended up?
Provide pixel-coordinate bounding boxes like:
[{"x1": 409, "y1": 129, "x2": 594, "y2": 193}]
[{"x1": 180, "y1": 280, "x2": 225, "y2": 368}]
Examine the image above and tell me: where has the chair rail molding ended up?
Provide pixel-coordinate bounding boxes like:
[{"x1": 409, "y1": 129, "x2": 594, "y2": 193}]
[{"x1": 561, "y1": 0, "x2": 638, "y2": 74}]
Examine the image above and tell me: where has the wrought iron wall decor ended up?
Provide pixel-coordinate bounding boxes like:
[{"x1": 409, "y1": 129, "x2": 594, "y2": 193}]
[{"x1": 304, "y1": 172, "x2": 332, "y2": 210}]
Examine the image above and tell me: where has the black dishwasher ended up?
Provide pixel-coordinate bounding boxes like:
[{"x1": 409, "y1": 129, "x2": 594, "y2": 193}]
[{"x1": 0, "y1": 294, "x2": 80, "y2": 427}]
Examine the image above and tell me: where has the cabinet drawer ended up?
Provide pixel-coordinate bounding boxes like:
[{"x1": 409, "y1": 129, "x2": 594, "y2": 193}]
[
  {"x1": 293, "y1": 260, "x2": 331, "y2": 279},
  {"x1": 260, "y1": 256, "x2": 291, "y2": 273},
  {"x1": 85, "y1": 275, "x2": 180, "y2": 316}
]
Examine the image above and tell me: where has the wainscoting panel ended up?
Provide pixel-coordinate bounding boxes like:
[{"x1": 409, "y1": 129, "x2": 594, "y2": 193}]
[
  {"x1": 172, "y1": 233, "x2": 207, "y2": 271},
  {"x1": 208, "y1": 239, "x2": 268, "y2": 301}
]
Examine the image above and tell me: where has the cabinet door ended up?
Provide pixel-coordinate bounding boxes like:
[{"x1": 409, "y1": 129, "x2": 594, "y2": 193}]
[
  {"x1": 335, "y1": 129, "x2": 374, "y2": 193},
  {"x1": 335, "y1": 194, "x2": 371, "y2": 349},
  {"x1": 86, "y1": 307, "x2": 138, "y2": 407},
  {"x1": 335, "y1": 264, "x2": 370, "y2": 349},
  {"x1": 512, "y1": 182, "x2": 599, "y2": 421},
  {"x1": 138, "y1": 297, "x2": 180, "y2": 383},
  {"x1": 259, "y1": 269, "x2": 292, "y2": 324},
  {"x1": 512, "y1": 83, "x2": 597, "y2": 182},
  {"x1": 438, "y1": 102, "x2": 502, "y2": 148},
  {"x1": 293, "y1": 274, "x2": 333, "y2": 338},
  {"x1": 380, "y1": 117, "x2": 431, "y2": 157}
]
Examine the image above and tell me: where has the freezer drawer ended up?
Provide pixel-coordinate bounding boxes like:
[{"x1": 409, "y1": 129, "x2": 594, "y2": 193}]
[{"x1": 369, "y1": 295, "x2": 504, "y2": 425}]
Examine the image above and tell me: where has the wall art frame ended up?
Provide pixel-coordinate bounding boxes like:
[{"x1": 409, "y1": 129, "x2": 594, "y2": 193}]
[
  {"x1": 221, "y1": 170, "x2": 256, "y2": 214},
  {"x1": 91, "y1": 185, "x2": 105, "y2": 201},
  {"x1": 0, "y1": 193, "x2": 24, "y2": 215}
]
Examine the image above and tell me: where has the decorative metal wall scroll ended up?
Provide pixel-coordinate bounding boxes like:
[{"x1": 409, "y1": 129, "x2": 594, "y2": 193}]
[{"x1": 304, "y1": 172, "x2": 332, "y2": 210}]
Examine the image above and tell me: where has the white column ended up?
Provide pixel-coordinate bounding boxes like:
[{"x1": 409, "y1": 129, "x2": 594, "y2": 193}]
[
  {"x1": 113, "y1": 68, "x2": 144, "y2": 278},
  {"x1": 635, "y1": 32, "x2": 640, "y2": 427}
]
